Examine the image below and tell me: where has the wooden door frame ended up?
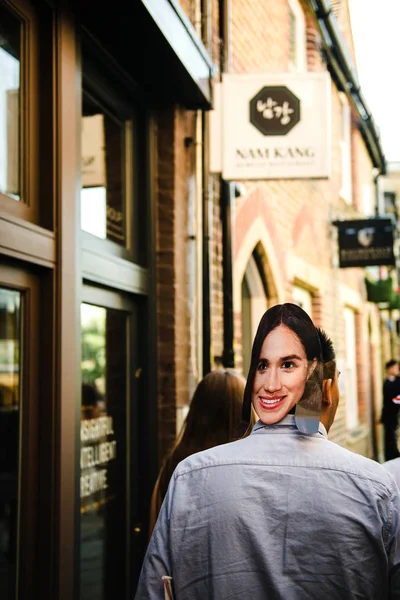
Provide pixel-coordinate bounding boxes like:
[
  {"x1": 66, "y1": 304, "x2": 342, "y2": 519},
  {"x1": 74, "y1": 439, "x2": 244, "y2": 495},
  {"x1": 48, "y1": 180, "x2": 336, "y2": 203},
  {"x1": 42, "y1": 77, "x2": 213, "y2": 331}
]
[{"x1": 81, "y1": 285, "x2": 140, "y2": 600}]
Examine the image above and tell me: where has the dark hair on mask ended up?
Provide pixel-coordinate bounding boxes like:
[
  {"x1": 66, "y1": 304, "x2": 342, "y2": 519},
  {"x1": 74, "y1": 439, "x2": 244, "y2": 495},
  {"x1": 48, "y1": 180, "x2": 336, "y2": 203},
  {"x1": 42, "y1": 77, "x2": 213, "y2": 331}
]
[
  {"x1": 240, "y1": 303, "x2": 323, "y2": 431},
  {"x1": 317, "y1": 328, "x2": 336, "y2": 381}
]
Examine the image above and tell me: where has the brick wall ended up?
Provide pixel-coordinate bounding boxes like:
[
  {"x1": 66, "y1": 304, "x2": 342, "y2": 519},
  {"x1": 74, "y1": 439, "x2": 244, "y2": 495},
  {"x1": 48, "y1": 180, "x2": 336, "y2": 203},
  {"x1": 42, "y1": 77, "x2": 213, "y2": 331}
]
[
  {"x1": 154, "y1": 105, "x2": 176, "y2": 463},
  {"x1": 154, "y1": 106, "x2": 195, "y2": 463},
  {"x1": 232, "y1": 0, "x2": 290, "y2": 73},
  {"x1": 210, "y1": 175, "x2": 224, "y2": 365},
  {"x1": 153, "y1": 0, "x2": 225, "y2": 465},
  {"x1": 174, "y1": 109, "x2": 194, "y2": 411}
]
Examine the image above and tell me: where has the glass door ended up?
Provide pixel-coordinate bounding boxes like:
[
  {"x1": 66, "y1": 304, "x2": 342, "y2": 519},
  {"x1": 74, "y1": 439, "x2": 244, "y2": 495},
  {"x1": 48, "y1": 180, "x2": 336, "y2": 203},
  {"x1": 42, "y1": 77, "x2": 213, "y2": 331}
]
[
  {"x1": 0, "y1": 288, "x2": 21, "y2": 599},
  {"x1": 79, "y1": 287, "x2": 140, "y2": 600},
  {"x1": 0, "y1": 264, "x2": 40, "y2": 600}
]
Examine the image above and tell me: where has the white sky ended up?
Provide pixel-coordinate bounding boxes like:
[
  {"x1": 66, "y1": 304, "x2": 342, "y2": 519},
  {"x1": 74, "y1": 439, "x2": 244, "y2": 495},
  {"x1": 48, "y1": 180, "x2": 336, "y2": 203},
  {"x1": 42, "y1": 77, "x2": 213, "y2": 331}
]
[{"x1": 349, "y1": 0, "x2": 400, "y2": 162}]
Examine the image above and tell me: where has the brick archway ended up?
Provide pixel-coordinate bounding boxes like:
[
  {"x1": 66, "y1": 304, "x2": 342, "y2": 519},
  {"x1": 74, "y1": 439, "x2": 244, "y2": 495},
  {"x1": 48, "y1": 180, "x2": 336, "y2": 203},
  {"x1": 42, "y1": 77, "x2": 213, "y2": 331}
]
[{"x1": 234, "y1": 188, "x2": 286, "y2": 312}]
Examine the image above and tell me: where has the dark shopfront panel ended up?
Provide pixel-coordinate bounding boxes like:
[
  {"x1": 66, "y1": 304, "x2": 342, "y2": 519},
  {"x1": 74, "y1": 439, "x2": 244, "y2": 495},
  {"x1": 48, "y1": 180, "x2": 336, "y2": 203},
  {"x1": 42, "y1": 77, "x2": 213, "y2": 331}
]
[
  {"x1": 0, "y1": 265, "x2": 41, "y2": 600},
  {"x1": 0, "y1": 0, "x2": 213, "y2": 595},
  {"x1": 0, "y1": 0, "x2": 159, "y2": 597},
  {"x1": 0, "y1": 0, "x2": 58, "y2": 596}
]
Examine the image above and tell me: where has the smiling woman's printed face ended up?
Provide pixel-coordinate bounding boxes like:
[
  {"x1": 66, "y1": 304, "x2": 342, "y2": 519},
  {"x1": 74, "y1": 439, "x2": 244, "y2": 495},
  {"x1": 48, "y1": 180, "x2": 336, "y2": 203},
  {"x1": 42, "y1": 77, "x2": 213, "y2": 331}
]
[{"x1": 252, "y1": 324, "x2": 310, "y2": 425}]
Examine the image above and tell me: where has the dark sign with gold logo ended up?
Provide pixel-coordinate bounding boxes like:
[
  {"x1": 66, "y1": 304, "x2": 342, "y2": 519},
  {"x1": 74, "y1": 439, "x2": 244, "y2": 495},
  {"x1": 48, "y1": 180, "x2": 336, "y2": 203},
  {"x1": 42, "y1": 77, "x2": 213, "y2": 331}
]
[{"x1": 334, "y1": 218, "x2": 396, "y2": 268}]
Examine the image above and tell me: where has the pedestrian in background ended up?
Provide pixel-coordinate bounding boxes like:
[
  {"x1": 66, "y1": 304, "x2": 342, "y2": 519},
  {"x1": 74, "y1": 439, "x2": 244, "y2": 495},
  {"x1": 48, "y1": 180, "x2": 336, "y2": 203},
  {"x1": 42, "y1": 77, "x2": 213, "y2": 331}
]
[{"x1": 380, "y1": 359, "x2": 400, "y2": 461}]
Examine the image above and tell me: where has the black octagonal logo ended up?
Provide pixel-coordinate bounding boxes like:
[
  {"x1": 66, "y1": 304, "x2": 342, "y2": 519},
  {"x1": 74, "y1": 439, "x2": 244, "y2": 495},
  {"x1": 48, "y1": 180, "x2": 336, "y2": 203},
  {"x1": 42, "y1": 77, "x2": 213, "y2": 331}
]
[{"x1": 249, "y1": 86, "x2": 301, "y2": 136}]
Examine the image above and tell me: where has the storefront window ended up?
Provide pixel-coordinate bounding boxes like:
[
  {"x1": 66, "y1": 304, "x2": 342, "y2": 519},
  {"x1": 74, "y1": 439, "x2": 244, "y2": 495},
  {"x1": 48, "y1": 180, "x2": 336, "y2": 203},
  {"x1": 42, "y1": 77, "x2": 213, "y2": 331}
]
[
  {"x1": 0, "y1": 6, "x2": 21, "y2": 201},
  {"x1": 0, "y1": 289, "x2": 21, "y2": 599},
  {"x1": 80, "y1": 303, "x2": 127, "y2": 600},
  {"x1": 81, "y1": 93, "x2": 132, "y2": 247}
]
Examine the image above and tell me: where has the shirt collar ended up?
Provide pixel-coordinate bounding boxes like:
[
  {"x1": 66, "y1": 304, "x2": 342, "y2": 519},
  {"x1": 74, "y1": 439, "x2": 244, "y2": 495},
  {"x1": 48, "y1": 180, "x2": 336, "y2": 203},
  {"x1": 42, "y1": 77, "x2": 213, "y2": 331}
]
[{"x1": 251, "y1": 415, "x2": 328, "y2": 439}]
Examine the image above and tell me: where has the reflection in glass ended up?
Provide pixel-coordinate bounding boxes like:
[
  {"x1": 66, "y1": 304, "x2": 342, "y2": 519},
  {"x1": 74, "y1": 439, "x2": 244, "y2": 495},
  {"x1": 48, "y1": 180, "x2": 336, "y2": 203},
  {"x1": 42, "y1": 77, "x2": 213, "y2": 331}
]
[
  {"x1": 81, "y1": 94, "x2": 131, "y2": 246},
  {"x1": 80, "y1": 303, "x2": 127, "y2": 600},
  {"x1": 0, "y1": 6, "x2": 21, "y2": 201},
  {"x1": 0, "y1": 289, "x2": 21, "y2": 599}
]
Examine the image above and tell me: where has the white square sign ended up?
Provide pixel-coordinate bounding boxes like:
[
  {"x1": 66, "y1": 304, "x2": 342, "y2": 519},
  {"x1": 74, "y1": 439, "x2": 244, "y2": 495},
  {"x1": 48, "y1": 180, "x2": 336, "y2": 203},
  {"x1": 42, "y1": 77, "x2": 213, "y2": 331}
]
[{"x1": 220, "y1": 72, "x2": 331, "y2": 180}]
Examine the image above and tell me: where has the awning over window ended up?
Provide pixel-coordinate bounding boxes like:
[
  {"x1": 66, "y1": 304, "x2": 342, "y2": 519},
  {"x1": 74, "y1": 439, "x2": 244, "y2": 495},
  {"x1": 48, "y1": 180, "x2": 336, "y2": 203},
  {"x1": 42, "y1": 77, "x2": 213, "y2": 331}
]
[
  {"x1": 140, "y1": 0, "x2": 213, "y2": 108},
  {"x1": 79, "y1": 0, "x2": 214, "y2": 110}
]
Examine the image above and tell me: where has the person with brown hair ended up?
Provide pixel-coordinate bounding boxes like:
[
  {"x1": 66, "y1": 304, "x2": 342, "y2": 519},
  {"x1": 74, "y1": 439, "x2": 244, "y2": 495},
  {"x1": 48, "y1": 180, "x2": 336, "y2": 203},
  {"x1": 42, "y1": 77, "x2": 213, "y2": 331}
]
[
  {"x1": 136, "y1": 304, "x2": 400, "y2": 600},
  {"x1": 149, "y1": 368, "x2": 253, "y2": 534}
]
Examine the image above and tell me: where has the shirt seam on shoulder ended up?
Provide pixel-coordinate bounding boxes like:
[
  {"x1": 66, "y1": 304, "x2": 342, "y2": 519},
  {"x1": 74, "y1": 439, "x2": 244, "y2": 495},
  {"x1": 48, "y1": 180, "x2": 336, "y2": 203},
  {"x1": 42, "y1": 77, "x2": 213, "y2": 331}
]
[{"x1": 175, "y1": 461, "x2": 393, "y2": 493}]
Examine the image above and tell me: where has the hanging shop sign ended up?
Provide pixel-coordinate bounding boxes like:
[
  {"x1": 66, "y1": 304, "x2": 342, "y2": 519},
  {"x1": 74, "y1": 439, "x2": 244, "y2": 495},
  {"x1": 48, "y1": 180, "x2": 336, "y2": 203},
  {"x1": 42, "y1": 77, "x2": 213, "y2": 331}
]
[
  {"x1": 334, "y1": 218, "x2": 396, "y2": 268},
  {"x1": 210, "y1": 72, "x2": 331, "y2": 180}
]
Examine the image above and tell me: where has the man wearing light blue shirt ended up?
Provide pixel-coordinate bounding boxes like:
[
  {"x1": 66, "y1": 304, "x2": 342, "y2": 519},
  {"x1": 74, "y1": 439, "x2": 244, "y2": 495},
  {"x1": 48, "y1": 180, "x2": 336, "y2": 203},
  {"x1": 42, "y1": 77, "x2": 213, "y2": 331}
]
[{"x1": 136, "y1": 306, "x2": 400, "y2": 599}]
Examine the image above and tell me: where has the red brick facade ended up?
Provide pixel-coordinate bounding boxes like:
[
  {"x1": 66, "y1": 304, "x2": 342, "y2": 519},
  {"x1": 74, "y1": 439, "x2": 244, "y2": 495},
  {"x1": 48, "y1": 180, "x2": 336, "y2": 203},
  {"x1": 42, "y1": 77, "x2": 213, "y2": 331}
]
[
  {"x1": 154, "y1": 107, "x2": 195, "y2": 460},
  {"x1": 155, "y1": 0, "x2": 388, "y2": 462}
]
